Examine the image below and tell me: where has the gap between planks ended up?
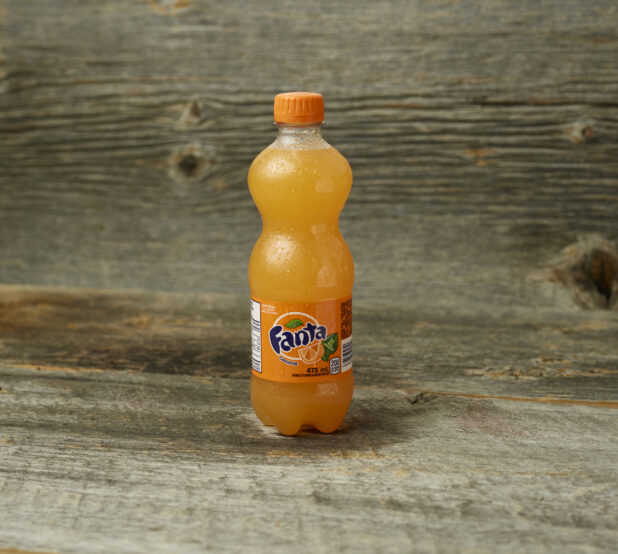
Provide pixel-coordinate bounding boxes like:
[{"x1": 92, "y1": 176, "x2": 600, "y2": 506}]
[
  {"x1": 5, "y1": 363, "x2": 617, "y2": 410},
  {"x1": 421, "y1": 390, "x2": 618, "y2": 410}
]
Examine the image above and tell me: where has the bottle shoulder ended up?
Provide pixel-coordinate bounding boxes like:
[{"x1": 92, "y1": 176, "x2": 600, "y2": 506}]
[{"x1": 249, "y1": 143, "x2": 352, "y2": 186}]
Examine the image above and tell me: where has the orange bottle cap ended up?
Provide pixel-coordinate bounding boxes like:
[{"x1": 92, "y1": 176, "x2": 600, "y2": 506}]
[{"x1": 274, "y1": 92, "x2": 324, "y2": 124}]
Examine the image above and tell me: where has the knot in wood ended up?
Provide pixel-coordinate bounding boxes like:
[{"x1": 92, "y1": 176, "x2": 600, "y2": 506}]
[
  {"x1": 551, "y1": 237, "x2": 617, "y2": 309},
  {"x1": 178, "y1": 153, "x2": 200, "y2": 177},
  {"x1": 580, "y1": 249, "x2": 616, "y2": 305},
  {"x1": 407, "y1": 392, "x2": 438, "y2": 405},
  {"x1": 168, "y1": 144, "x2": 216, "y2": 186},
  {"x1": 180, "y1": 99, "x2": 204, "y2": 126},
  {"x1": 566, "y1": 119, "x2": 594, "y2": 143}
]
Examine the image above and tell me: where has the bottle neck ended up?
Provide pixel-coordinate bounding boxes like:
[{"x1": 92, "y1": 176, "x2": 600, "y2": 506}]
[{"x1": 274, "y1": 123, "x2": 327, "y2": 149}]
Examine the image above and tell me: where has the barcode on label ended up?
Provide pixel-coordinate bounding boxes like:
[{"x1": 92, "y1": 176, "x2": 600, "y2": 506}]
[
  {"x1": 341, "y1": 335, "x2": 352, "y2": 372},
  {"x1": 251, "y1": 299, "x2": 262, "y2": 372}
]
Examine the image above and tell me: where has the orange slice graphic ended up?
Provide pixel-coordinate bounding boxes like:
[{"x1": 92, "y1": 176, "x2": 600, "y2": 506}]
[{"x1": 298, "y1": 343, "x2": 321, "y2": 364}]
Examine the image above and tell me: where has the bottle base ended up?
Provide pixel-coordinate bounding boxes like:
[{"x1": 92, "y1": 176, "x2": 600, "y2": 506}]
[
  {"x1": 253, "y1": 402, "x2": 274, "y2": 427},
  {"x1": 250, "y1": 372, "x2": 354, "y2": 436}
]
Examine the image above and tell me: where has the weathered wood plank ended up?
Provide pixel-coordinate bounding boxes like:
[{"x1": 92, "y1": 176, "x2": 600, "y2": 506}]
[
  {"x1": 0, "y1": 364, "x2": 617, "y2": 553},
  {"x1": 0, "y1": 1, "x2": 617, "y2": 301},
  {"x1": 1, "y1": 3, "x2": 617, "y2": 551},
  {"x1": 1, "y1": 286, "x2": 616, "y2": 403}
]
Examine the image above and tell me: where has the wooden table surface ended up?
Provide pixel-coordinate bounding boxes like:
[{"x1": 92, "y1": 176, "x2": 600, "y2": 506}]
[
  {"x1": 0, "y1": 285, "x2": 617, "y2": 553},
  {"x1": 1, "y1": 1, "x2": 617, "y2": 552}
]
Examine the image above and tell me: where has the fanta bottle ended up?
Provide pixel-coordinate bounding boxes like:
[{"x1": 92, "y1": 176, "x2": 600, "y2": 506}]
[{"x1": 248, "y1": 92, "x2": 354, "y2": 436}]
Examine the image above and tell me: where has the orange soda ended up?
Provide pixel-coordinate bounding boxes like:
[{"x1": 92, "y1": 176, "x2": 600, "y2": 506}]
[{"x1": 248, "y1": 92, "x2": 354, "y2": 435}]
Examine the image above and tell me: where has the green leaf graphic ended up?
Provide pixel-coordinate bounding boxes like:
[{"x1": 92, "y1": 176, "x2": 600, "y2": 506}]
[
  {"x1": 285, "y1": 318, "x2": 304, "y2": 329},
  {"x1": 321, "y1": 333, "x2": 338, "y2": 361}
]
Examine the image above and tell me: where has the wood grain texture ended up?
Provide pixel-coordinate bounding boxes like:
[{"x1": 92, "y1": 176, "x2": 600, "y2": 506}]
[
  {"x1": 1, "y1": 0, "x2": 617, "y2": 306},
  {"x1": 0, "y1": 285, "x2": 617, "y2": 403},
  {"x1": 0, "y1": 285, "x2": 616, "y2": 551},
  {"x1": 1, "y1": 1, "x2": 618, "y2": 551},
  {"x1": 1, "y1": 363, "x2": 617, "y2": 553}
]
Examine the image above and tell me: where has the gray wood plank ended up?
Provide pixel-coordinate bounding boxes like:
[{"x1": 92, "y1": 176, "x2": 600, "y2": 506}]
[
  {"x1": 0, "y1": 364, "x2": 617, "y2": 553},
  {"x1": 2, "y1": 3, "x2": 618, "y2": 551},
  {"x1": 1, "y1": 1, "x2": 617, "y2": 302},
  {"x1": 1, "y1": 286, "x2": 616, "y2": 403}
]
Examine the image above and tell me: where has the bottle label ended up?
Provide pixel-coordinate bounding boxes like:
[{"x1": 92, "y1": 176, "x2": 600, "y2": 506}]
[{"x1": 251, "y1": 296, "x2": 352, "y2": 383}]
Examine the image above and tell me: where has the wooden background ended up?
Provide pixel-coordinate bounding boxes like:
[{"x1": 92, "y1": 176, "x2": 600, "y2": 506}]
[
  {"x1": 1, "y1": 1, "x2": 617, "y2": 553},
  {"x1": 0, "y1": 0, "x2": 616, "y2": 304}
]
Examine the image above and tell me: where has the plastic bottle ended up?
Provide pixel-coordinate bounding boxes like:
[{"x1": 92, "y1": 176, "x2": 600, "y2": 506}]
[{"x1": 248, "y1": 92, "x2": 354, "y2": 436}]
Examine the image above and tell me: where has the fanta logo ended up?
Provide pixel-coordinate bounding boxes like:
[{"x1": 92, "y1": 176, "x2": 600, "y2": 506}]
[{"x1": 269, "y1": 312, "x2": 327, "y2": 361}]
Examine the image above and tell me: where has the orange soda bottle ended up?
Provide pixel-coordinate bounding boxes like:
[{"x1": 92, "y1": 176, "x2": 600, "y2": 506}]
[{"x1": 248, "y1": 92, "x2": 354, "y2": 435}]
